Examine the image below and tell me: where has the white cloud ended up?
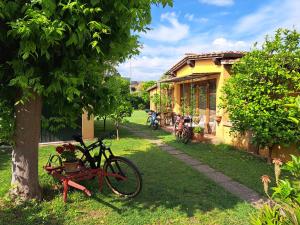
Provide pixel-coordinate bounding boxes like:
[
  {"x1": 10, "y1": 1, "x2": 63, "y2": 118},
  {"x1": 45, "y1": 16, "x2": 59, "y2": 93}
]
[
  {"x1": 118, "y1": 56, "x2": 180, "y2": 81},
  {"x1": 235, "y1": 0, "x2": 300, "y2": 37},
  {"x1": 199, "y1": 0, "x2": 234, "y2": 7},
  {"x1": 184, "y1": 13, "x2": 208, "y2": 23},
  {"x1": 212, "y1": 38, "x2": 248, "y2": 50},
  {"x1": 119, "y1": 0, "x2": 300, "y2": 81},
  {"x1": 118, "y1": 36, "x2": 250, "y2": 81},
  {"x1": 142, "y1": 12, "x2": 189, "y2": 42},
  {"x1": 184, "y1": 13, "x2": 194, "y2": 21}
]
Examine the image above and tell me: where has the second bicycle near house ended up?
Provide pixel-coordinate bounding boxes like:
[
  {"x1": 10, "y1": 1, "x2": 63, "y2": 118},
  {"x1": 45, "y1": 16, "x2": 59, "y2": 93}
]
[
  {"x1": 174, "y1": 115, "x2": 193, "y2": 144},
  {"x1": 146, "y1": 110, "x2": 160, "y2": 130}
]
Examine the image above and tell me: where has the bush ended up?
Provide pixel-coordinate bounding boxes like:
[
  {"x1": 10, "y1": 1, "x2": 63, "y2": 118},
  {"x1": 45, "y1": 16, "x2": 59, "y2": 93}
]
[
  {"x1": 138, "y1": 103, "x2": 145, "y2": 110},
  {"x1": 129, "y1": 93, "x2": 146, "y2": 110},
  {"x1": 222, "y1": 29, "x2": 300, "y2": 161}
]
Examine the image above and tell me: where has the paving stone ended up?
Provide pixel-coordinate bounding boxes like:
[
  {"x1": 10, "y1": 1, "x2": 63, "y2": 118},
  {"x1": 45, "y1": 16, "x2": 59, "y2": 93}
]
[
  {"x1": 156, "y1": 142, "x2": 166, "y2": 147},
  {"x1": 166, "y1": 149, "x2": 185, "y2": 155},
  {"x1": 173, "y1": 154, "x2": 202, "y2": 165},
  {"x1": 160, "y1": 145, "x2": 177, "y2": 151},
  {"x1": 220, "y1": 181, "x2": 264, "y2": 204},
  {"x1": 182, "y1": 157, "x2": 202, "y2": 166},
  {"x1": 193, "y1": 164, "x2": 216, "y2": 174},
  {"x1": 206, "y1": 172, "x2": 232, "y2": 183}
]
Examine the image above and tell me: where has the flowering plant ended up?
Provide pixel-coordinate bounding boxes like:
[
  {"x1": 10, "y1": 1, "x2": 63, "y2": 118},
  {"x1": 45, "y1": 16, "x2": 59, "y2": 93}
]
[
  {"x1": 56, "y1": 144, "x2": 77, "y2": 162},
  {"x1": 252, "y1": 156, "x2": 300, "y2": 225}
]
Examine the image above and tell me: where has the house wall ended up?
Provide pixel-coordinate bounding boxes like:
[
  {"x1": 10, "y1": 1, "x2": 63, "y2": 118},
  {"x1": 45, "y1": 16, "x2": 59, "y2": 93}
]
[
  {"x1": 82, "y1": 110, "x2": 94, "y2": 140},
  {"x1": 176, "y1": 59, "x2": 222, "y2": 77},
  {"x1": 173, "y1": 59, "x2": 223, "y2": 115},
  {"x1": 151, "y1": 57, "x2": 298, "y2": 161}
]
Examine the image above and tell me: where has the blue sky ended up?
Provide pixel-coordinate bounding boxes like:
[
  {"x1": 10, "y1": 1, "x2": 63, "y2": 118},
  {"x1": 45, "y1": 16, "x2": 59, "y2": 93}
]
[{"x1": 118, "y1": 0, "x2": 300, "y2": 81}]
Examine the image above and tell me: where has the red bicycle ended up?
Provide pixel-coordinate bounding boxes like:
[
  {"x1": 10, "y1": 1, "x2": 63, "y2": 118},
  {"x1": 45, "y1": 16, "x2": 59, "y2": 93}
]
[
  {"x1": 46, "y1": 134, "x2": 142, "y2": 199},
  {"x1": 174, "y1": 116, "x2": 193, "y2": 144}
]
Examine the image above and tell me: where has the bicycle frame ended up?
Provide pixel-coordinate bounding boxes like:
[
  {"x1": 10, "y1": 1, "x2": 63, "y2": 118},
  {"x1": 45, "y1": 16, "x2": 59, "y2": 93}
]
[
  {"x1": 76, "y1": 137, "x2": 127, "y2": 179},
  {"x1": 76, "y1": 138, "x2": 114, "y2": 169}
]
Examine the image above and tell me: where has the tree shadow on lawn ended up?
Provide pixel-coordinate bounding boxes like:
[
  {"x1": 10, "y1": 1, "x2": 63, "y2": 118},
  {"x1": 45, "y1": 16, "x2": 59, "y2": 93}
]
[
  {"x1": 83, "y1": 146, "x2": 248, "y2": 218},
  {"x1": 0, "y1": 147, "x2": 11, "y2": 171},
  {"x1": 0, "y1": 199, "x2": 65, "y2": 225},
  {"x1": 0, "y1": 125, "x2": 250, "y2": 223}
]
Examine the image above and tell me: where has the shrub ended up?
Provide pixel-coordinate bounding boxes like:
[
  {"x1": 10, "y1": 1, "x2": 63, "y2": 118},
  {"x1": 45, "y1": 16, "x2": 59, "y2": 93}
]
[
  {"x1": 138, "y1": 103, "x2": 145, "y2": 110},
  {"x1": 222, "y1": 29, "x2": 300, "y2": 161}
]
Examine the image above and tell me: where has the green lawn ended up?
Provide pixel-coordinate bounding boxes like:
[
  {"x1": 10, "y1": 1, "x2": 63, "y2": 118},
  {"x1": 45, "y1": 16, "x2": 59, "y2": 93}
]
[
  {"x1": 0, "y1": 121, "x2": 256, "y2": 225},
  {"x1": 126, "y1": 110, "x2": 275, "y2": 195}
]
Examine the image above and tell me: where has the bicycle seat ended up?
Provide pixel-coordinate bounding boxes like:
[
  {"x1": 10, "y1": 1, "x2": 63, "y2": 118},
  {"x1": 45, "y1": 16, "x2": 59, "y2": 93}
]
[{"x1": 72, "y1": 134, "x2": 83, "y2": 142}]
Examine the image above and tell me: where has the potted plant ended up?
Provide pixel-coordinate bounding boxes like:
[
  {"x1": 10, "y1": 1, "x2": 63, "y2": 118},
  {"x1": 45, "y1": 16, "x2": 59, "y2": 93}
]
[
  {"x1": 193, "y1": 112, "x2": 200, "y2": 124},
  {"x1": 56, "y1": 144, "x2": 79, "y2": 173},
  {"x1": 193, "y1": 126, "x2": 204, "y2": 141}
]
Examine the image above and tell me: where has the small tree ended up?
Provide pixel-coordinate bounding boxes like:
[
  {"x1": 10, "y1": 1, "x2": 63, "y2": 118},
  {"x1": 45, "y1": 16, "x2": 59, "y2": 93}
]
[
  {"x1": 107, "y1": 76, "x2": 133, "y2": 140},
  {"x1": 222, "y1": 29, "x2": 300, "y2": 162},
  {"x1": 110, "y1": 103, "x2": 133, "y2": 140}
]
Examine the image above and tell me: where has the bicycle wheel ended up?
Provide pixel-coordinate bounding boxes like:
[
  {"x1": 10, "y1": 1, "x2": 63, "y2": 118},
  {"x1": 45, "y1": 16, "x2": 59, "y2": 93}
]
[
  {"x1": 146, "y1": 116, "x2": 151, "y2": 127},
  {"x1": 175, "y1": 130, "x2": 182, "y2": 141},
  {"x1": 182, "y1": 127, "x2": 192, "y2": 144},
  {"x1": 152, "y1": 121, "x2": 159, "y2": 130},
  {"x1": 104, "y1": 156, "x2": 142, "y2": 198}
]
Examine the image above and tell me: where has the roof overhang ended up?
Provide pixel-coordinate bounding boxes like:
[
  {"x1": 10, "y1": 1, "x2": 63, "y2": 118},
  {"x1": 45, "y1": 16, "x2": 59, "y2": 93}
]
[
  {"x1": 159, "y1": 72, "x2": 220, "y2": 83},
  {"x1": 146, "y1": 84, "x2": 158, "y2": 92},
  {"x1": 166, "y1": 51, "x2": 245, "y2": 75}
]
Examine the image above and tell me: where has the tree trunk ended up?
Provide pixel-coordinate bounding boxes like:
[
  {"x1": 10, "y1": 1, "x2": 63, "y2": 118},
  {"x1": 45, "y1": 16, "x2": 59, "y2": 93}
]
[
  {"x1": 11, "y1": 92, "x2": 42, "y2": 200},
  {"x1": 255, "y1": 144, "x2": 260, "y2": 155},
  {"x1": 267, "y1": 145, "x2": 274, "y2": 164},
  {"x1": 116, "y1": 122, "x2": 119, "y2": 140},
  {"x1": 103, "y1": 116, "x2": 106, "y2": 132}
]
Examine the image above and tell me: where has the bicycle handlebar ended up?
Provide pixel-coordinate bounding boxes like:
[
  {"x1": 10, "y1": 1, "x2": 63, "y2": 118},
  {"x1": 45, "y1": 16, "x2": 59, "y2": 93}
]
[{"x1": 72, "y1": 131, "x2": 115, "y2": 147}]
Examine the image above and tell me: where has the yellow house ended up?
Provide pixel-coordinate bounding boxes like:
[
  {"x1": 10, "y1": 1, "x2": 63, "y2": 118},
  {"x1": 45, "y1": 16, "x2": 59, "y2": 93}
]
[
  {"x1": 149, "y1": 51, "x2": 299, "y2": 160},
  {"x1": 149, "y1": 51, "x2": 243, "y2": 138}
]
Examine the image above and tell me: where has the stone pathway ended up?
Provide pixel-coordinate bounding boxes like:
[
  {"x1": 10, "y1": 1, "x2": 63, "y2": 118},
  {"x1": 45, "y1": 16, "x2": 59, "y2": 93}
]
[{"x1": 126, "y1": 126, "x2": 268, "y2": 208}]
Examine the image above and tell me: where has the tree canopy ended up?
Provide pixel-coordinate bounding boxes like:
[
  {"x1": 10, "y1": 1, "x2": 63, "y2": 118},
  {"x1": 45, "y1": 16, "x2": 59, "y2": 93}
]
[
  {"x1": 0, "y1": 0, "x2": 172, "y2": 199},
  {"x1": 222, "y1": 29, "x2": 300, "y2": 159},
  {"x1": 0, "y1": 0, "x2": 172, "y2": 141}
]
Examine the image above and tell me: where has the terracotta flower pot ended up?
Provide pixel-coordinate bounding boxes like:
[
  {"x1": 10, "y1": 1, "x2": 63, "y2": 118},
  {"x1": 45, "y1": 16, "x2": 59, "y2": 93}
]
[
  {"x1": 193, "y1": 132, "x2": 204, "y2": 141},
  {"x1": 216, "y1": 116, "x2": 222, "y2": 124},
  {"x1": 63, "y1": 161, "x2": 79, "y2": 173}
]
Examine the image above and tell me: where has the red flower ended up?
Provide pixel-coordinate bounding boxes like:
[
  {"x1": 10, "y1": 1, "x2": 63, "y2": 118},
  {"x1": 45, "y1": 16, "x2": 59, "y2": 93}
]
[
  {"x1": 56, "y1": 146, "x2": 64, "y2": 154},
  {"x1": 62, "y1": 143, "x2": 76, "y2": 152},
  {"x1": 68, "y1": 144, "x2": 76, "y2": 152}
]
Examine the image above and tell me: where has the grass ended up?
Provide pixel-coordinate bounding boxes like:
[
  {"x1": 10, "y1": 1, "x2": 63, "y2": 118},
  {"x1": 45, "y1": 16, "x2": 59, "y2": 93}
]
[
  {"x1": 0, "y1": 119, "x2": 256, "y2": 225},
  {"x1": 125, "y1": 110, "x2": 275, "y2": 195}
]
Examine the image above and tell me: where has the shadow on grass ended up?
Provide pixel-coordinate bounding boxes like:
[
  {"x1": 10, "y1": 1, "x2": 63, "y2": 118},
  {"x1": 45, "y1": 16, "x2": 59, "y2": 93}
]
[
  {"x1": 75, "y1": 145, "x2": 246, "y2": 218},
  {"x1": 0, "y1": 200, "x2": 65, "y2": 225},
  {"x1": 0, "y1": 148, "x2": 11, "y2": 171},
  {"x1": 118, "y1": 147, "x2": 244, "y2": 217},
  {"x1": 124, "y1": 120, "x2": 274, "y2": 196},
  {"x1": 0, "y1": 120, "x2": 250, "y2": 224}
]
